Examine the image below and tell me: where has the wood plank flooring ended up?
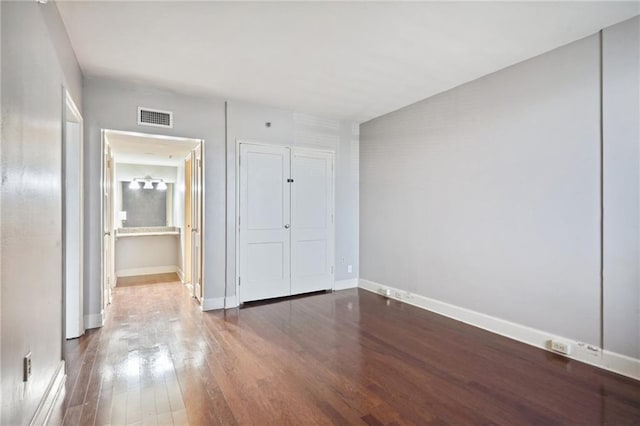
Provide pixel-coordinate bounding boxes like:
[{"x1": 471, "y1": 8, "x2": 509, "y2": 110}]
[{"x1": 51, "y1": 274, "x2": 640, "y2": 425}]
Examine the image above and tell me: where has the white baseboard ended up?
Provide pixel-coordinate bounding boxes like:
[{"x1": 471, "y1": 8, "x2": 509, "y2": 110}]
[
  {"x1": 176, "y1": 268, "x2": 185, "y2": 283},
  {"x1": 359, "y1": 278, "x2": 640, "y2": 381},
  {"x1": 225, "y1": 294, "x2": 238, "y2": 309},
  {"x1": 334, "y1": 278, "x2": 359, "y2": 291},
  {"x1": 202, "y1": 297, "x2": 225, "y2": 311},
  {"x1": 30, "y1": 360, "x2": 65, "y2": 426},
  {"x1": 116, "y1": 265, "x2": 180, "y2": 278},
  {"x1": 84, "y1": 312, "x2": 104, "y2": 329}
]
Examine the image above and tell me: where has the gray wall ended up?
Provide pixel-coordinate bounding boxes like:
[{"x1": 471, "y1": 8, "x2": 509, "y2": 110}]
[
  {"x1": 1, "y1": 1, "x2": 82, "y2": 424},
  {"x1": 361, "y1": 35, "x2": 602, "y2": 345},
  {"x1": 360, "y1": 18, "x2": 640, "y2": 358},
  {"x1": 603, "y1": 17, "x2": 640, "y2": 358},
  {"x1": 82, "y1": 78, "x2": 226, "y2": 316},
  {"x1": 83, "y1": 88, "x2": 359, "y2": 309},
  {"x1": 225, "y1": 101, "x2": 360, "y2": 299}
]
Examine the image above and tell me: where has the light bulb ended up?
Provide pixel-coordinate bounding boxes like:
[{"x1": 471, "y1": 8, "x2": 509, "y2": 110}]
[
  {"x1": 129, "y1": 180, "x2": 139, "y2": 190},
  {"x1": 143, "y1": 180, "x2": 153, "y2": 189},
  {"x1": 156, "y1": 181, "x2": 167, "y2": 190}
]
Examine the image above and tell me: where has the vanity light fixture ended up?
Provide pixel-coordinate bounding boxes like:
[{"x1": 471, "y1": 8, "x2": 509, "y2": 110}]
[{"x1": 128, "y1": 176, "x2": 168, "y2": 190}]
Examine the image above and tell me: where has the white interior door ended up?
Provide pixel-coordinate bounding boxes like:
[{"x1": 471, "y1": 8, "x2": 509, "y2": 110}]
[
  {"x1": 239, "y1": 144, "x2": 291, "y2": 303},
  {"x1": 191, "y1": 146, "x2": 203, "y2": 301},
  {"x1": 103, "y1": 139, "x2": 113, "y2": 311},
  {"x1": 64, "y1": 120, "x2": 83, "y2": 339},
  {"x1": 290, "y1": 149, "x2": 334, "y2": 294}
]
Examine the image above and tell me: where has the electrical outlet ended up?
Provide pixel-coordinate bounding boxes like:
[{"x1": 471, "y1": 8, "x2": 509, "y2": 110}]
[
  {"x1": 549, "y1": 340, "x2": 572, "y2": 355},
  {"x1": 347, "y1": 264, "x2": 352, "y2": 273},
  {"x1": 23, "y1": 352, "x2": 32, "y2": 382},
  {"x1": 576, "y1": 342, "x2": 601, "y2": 357}
]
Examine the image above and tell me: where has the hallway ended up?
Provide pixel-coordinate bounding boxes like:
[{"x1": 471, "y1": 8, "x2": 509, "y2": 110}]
[{"x1": 52, "y1": 276, "x2": 640, "y2": 425}]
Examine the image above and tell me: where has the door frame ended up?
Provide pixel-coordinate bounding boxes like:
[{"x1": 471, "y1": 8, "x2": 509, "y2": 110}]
[
  {"x1": 100, "y1": 129, "x2": 206, "y2": 311},
  {"x1": 62, "y1": 88, "x2": 84, "y2": 340},
  {"x1": 189, "y1": 145, "x2": 205, "y2": 302},
  {"x1": 100, "y1": 130, "x2": 114, "y2": 319},
  {"x1": 234, "y1": 140, "x2": 336, "y2": 305}
]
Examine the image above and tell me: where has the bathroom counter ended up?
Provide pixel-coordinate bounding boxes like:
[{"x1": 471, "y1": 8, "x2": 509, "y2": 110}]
[{"x1": 115, "y1": 226, "x2": 180, "y2": 238}]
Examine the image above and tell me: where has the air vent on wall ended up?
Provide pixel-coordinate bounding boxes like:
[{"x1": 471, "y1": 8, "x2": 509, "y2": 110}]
[{"x1": 138, "y1": 107, "x2": 173, "y2": 128}]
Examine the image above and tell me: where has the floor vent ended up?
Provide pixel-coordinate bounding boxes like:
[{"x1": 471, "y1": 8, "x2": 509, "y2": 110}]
[{"x1": 138, "y1": 107, "x2": 173, "y2": 128}]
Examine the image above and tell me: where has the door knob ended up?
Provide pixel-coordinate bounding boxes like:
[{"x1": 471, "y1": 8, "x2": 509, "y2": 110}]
[
  {"x1": 104, "y1": 231, "x2": 111, "y2": 236},
  {"x1": 284, "y1": 224, "x2": 290, "y2": 229}
]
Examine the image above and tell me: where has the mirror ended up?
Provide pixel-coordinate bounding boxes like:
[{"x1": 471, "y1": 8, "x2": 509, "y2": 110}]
[{"x1": 121, "y1": 181, "x2": 173, "y2": 227}]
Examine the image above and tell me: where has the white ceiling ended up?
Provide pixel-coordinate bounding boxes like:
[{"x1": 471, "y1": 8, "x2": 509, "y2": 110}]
[
  {"x1": 106, "y1": 130, "x2": 200, "y2": 166},
  {"x1": 57, "y1": 1, "x2": 639, "y2": 123}
]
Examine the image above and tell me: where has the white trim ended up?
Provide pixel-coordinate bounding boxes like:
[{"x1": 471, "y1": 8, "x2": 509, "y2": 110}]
[
  {"x1": 202, "y1": 297, "x2": 225, "y2": 311},
  {"x1": 225, "y1": 294, "x2": 238, "y2": 309},
  {"x1": 602, "y1": 350, "x2": 640, "y2": 378},
  {"x1": 358, "y1": 278, "x2": 640, "y2": 380},
  {"x1": 30, "y1": 360, "x2": 65, "y2": 426},
  {"x1": 334, "y1": 278, "x2": 358, "y2": 291},
  {"x1": 115, "y1": 265, "x2": 180, "y2": 278},
  {"x1": 84, "y1": 312, "x2": 104, "y2": 330},
  {"x1": 176, "y1": 267, "x2": 185, "y2": 283}
]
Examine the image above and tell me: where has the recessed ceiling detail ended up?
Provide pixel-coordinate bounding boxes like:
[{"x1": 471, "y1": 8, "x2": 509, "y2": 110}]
[{"x1": 105, "y1": 130, "x2": 200, "y2": 167}]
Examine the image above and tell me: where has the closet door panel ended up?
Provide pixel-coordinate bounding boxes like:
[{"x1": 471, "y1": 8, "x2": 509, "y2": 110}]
[
  {"x1": 291, "y1": 149, "x2": 334, "y2": 294},
  {"x1": 239, "y1": 144, "x2": 291, "y2": 302}
]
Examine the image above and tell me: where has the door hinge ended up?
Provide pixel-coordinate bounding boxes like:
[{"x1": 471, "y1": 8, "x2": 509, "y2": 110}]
[
  {"x1": 287, "y1": 178, "x2": 294, "y2": 183},
  {"x1": 238, "y1": 276, "x2": 241, "y2": 286}
]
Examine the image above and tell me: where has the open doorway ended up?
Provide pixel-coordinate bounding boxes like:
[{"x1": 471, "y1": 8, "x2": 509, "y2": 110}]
[{"x1": 101, "y1": 129, "x2": 204, "y2": 311}]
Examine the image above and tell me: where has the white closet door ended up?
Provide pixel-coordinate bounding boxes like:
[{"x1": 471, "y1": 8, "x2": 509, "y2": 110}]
[
  {"x1": 290, "y1": 149, "x2": 334, "y2": 295},
  {"x1": 239, "y1": 144, "x2": 291, "y2": 303}
]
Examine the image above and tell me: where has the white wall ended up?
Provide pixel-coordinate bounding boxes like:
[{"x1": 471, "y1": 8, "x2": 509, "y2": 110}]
[
  {"x1": 115, "y1": 163, "x2": 179, "y2": 183},
  {"x1": 361, "y1": 34, "x2": 601, "y2": 345},
  {"x1": 1, "y1": 1, "x2": 83, "y2": 423},
  {"x1": 115, "y1": 236, "x2": 180, "y2": 277},
  {"x1": 225, "y1": 101, "x2": 360, "y2": 302},
  {"x1": 360, "y1": 18, "x2": 640, "y2": 363},
  {"x1": 83, "y1": 78, "x2": 226, "y2": 319},
  {"x1": 603, "y1": 16, "x2": 640, "y2": 359}
]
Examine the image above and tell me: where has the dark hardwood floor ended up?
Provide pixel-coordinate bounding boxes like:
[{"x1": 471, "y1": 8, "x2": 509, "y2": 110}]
[{"x1": 51, "y1": 274, "x2": 640, "y2": 425}]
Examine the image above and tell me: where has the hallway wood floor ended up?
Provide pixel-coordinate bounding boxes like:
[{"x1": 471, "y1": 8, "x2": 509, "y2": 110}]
[{"x1": 52, "y1": 275, "x2": 640, "y2": 425}]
